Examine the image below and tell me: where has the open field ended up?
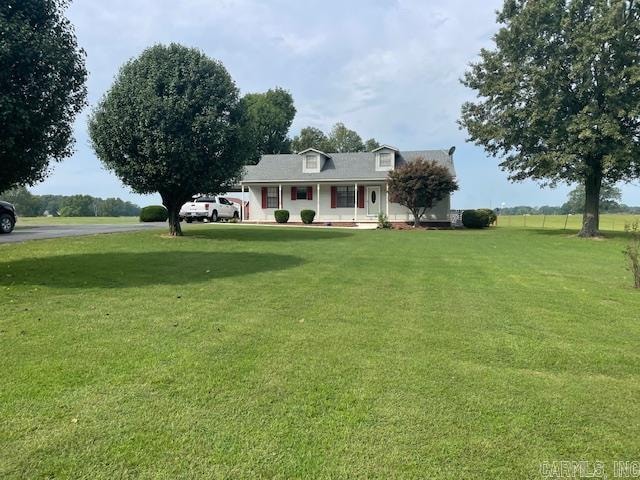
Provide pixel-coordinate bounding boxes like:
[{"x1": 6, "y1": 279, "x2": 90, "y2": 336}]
[
  {"x1": 16, "y1": 216, "x2": 140, "y2": 226},
  {"x1": 499, "y1": 213, "x2": 640, "y2": 231},
  {"x1": 2, "y1": 225, "x2": 639, "y2": 478}
]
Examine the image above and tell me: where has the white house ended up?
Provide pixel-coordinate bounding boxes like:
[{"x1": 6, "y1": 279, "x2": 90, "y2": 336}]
[{"x1": 239, "y1": 145, "x2": 456, "y2": 224}]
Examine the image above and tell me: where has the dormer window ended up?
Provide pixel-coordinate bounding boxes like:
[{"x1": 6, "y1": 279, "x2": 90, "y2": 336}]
[
  {"x1": 305, "y1": 155, "x2": 318, "y2": 170},
  {"x1": 379, "y1": 152, "x2": 393, "y2": 168},
  {"x1": 373, "y1": 146, "x2": 398, "y2": 172},
  {"x1": 299, "y1": 148, "x2": 327, "y2": 173}
]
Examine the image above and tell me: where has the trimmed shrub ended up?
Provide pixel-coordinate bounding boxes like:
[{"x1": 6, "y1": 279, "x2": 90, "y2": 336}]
[
  {"x1": 477, "y1": 208, "x2": 497, "y2": 226},
  {"x1": 140, "y1": 205, "x2": 168, "y2": 222},
  {"x1": 462, "y1": 209, "x2": 490, "y2": 229},
  {"x1": 274, "y1": 210, "x2": 290, "y2": 223},
  {"x1": 300, "y1": 209, "x2": 315, "y2": 224}
]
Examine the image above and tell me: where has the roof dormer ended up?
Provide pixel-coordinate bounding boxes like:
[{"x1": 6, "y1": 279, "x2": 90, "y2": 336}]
[
  {"x1": 298, "y1": 148, "x2": 328, "y2": 173},
  {"x1": 372, "y1": 145, "x2": 398, "y2": 172}
]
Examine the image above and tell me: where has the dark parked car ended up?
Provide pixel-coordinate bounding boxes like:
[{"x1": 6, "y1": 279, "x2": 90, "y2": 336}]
[{"x1": 0, "y1": 201, "x2": 16, "y2": 234}]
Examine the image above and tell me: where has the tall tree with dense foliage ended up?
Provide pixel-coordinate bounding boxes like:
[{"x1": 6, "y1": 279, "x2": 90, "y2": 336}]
[
  {"x1": 327, "y1": 122, "x2": 365, "y2": 153},
  {"x1": 388, "y1": 158, "x2": 458, "y2": 227},
  {"x1": 291, "y1": 127, "x2": 331, "y2": 153},
  {"x1": 460, "y1": 0, "x2": 640, "y2": 237},
  {"x1": 291, "y1": 123, "x2": 378, "y2": 153},
  {"x1": 364, "y1": 138, "x2": 381, "y2": 151},
  {"x1": 89, "y1": 44, "x2": 245, "y2": 236},
  {"x1": 240, "y1": 87, "x2": 296, "y2": 164},
  {"x1": 0, "y1": 0, "x2": 87, "y2": 193}
]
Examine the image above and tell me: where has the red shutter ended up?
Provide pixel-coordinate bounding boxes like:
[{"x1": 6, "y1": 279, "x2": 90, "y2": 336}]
[
  {"x1": 307, "y1": 186, "x2": 313, "y2": 200},
  {"x1": 291, "y1": 187, "x2": 297, "y2": 201},
  {"x1": 261, "y1": 187, "x2": 267, "y2": 209},
  {"x1": 358, "y1": 186, "x2": 365, "y2": 208},
  {"x1": 331, "y1": 186, "x2": 337, "y2": 208}
]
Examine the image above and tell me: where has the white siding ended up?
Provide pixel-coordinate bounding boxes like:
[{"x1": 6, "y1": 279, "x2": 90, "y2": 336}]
[{"x1": 245, "y1": 183, "x2": 450, "y2": 223}]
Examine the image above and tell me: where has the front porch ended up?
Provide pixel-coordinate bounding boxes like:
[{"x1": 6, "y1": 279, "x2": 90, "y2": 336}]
[
  {"x1": 239, "y1": 182, "x2": 450, "y2": 223},
  {"x1": 240, "y1": 182, "x2": 387, "y2": 223}
]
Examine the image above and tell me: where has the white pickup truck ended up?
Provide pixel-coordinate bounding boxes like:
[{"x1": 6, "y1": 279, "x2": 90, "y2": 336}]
[{"x1": 179, "y1": 196, "x2": 239, "y2": 223}]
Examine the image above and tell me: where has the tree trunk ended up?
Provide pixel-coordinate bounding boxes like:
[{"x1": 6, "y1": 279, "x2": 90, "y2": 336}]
[
  {"x1": 161, "y1": 194, "x2": 183, "y2": 236},
  {"x1": 411, "y1": 209, "x2": 421, "y2": 228},
  {"x1": 578, "y1": 166, "x2": 602, "y2": 238}
]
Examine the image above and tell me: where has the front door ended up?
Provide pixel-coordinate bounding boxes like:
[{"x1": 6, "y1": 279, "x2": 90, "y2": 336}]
[{"x1": 367, "y1": 186, "x2": 380, "y2": 217}]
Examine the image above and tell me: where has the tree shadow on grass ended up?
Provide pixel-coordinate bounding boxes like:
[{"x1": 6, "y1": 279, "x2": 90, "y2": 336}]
[
  {"x1": 0, "y1": 252, "x2": 303, "y2": 289},
  {"x1": 524, "y1": 228, "x2": 633, "y2": 240},
  {"x1": 183, "y1": 226, "x2": 353, "y2": 242}
]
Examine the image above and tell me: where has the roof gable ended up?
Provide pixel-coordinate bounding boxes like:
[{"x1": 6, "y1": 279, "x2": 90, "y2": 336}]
[
  {"x1": 371, "y1": 144, "x2": 399, "y2": 153},
  {"x1": 297, "y1": 147, "x2": 329, "y2": 157}
]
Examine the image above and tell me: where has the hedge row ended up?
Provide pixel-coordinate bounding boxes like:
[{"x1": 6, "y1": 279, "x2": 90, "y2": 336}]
[
  {"x1": 462, "y1": 209, "x2": 497, "y2": 229},
  {"x1": 140, "y1": 205, "x2": 168, "y2": 222}
]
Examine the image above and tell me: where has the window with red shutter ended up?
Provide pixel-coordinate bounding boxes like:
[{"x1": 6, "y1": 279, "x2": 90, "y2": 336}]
[
  {"x1": 331, "y1": 186, "x2": 337, "y2": 208},
  {"x1": 261, "y1": 187, "x2": 267, "y2": 209},
  {"x1": 293, "y1": 187, "x2": 308, "y2": 200},
  {"x1": 291, "y1": 187, "x2": 297, "y2": 201}
]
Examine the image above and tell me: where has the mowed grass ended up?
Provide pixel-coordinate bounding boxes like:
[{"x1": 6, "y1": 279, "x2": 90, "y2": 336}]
[
  {"x1": 499, "y1": 213, "x2": 640, "y2": 231},
  {"x1": 17, "y1": 216, "x2": 140, "y2": 226},
  {"x1": 1, "y1": 225, "x2": 640, "y2": 479}
]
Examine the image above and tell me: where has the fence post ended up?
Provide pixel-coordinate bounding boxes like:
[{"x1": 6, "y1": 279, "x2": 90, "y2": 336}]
[
  {"x1": 564, "y1": 214, "x2": 569, "y2": 230},
  {"x1": 542, "y1": 215, "x2": 546, "y2": 228},
  {"x1": 524, "y1": 215, "x2": 527, "y2": 228}
]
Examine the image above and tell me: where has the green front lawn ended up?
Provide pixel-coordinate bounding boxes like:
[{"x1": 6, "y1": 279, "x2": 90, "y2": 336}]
[
  {"x1": 16, "y1": 216, "x2": 140, "y2": 226},
  {"x1": 1, "y1": 226, "x2": 639, "y2": 478}
]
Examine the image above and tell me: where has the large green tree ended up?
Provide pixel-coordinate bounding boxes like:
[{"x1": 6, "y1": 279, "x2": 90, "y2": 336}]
[
  {"x1": 291, "y1": 126, "x2": 331, "y2": 153},
  {"x1": 460, "y1": 0, "x2": 640, "y2": 237},
  {"x1": 240, "y1": 87, "x2": 296, "y2": 164},
  {"x1": 0, "y1": 0, "x2": 87, "y2": 193},
  {"x1": 327, "y1": 122, "x2": 365, "y2": 153},
  {"x1": 364, "y1": 138, "x2": 381, "y2": 151},
  {"x1": 89, "y1": 44, "x2": 245, "y2": 235}
]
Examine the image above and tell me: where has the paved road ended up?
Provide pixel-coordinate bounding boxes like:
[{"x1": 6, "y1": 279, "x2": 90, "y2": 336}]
[{"x1": 0, "y1": 223, "x2": 165, "y2": 244}]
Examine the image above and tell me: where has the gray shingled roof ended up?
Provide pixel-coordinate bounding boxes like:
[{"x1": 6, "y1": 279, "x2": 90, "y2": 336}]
[{"x1": 241, "y1": 150, "x2": 455, "y2": 183}]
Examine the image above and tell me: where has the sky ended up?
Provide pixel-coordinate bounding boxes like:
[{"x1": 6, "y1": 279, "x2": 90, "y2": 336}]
[{"x1": 31, "y1": 0, "x2": 640, "y2": 209}]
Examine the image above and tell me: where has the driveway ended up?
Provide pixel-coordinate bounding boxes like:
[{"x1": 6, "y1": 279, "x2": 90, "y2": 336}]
[{"x1": 1, "y1": 223, "x2": 165, "y2": 244}]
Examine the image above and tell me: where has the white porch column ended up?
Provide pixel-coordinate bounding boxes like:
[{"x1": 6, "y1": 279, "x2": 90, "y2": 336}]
[
  {"x1": 385, "y1": 183, "x2": 389, "y2": 216},
  {"x1": 316, "y1": 183, "x2": 320, "y2": 220},
  {"x1": 240, "y1": 184, "x2": 244, "y2": 221},
  {"x1": 354, "y1": 183, "x2": 358, "y2": 222},
  {"x1": 278, "y1": 184, "x2": 282, "y2": 210}
]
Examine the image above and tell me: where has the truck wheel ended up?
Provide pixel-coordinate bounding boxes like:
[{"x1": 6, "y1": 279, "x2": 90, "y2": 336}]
[
  {"x1": 233, "y1": 211, "x2": 239, "y2": 219},
  {"x1": 0, "y1": 214, "x2": 14, "y2": 234},
  {"x1": 211, "y1": 210, "x2": 218, "y2": 222}
]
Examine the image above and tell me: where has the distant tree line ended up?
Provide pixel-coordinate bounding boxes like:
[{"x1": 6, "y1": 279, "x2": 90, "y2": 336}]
[
  {"x1": 499, "y1": 205, "x2": 640, "y2": 216},
  {"x1": 2, "y1": 187, "x2": 140, "y2": 217},
  {"x1": 497, "y1": 185, "x2": 640, "y2": 215}
]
